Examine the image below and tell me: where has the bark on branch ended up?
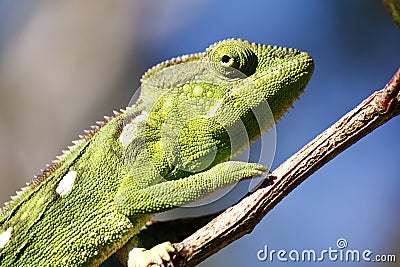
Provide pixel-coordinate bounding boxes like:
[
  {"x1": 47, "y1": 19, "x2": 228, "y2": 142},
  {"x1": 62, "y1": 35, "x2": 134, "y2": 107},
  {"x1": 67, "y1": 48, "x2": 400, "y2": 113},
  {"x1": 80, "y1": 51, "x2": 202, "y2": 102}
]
[{"x1": 172, "y1": 67, "x2": 400, "y2": 267}]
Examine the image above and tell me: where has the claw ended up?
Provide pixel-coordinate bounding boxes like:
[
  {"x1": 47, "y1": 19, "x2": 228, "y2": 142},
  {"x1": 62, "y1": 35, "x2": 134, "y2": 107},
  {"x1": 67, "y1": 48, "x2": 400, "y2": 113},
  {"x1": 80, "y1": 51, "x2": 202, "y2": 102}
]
[{"x1": 128, "y1": 242, "x2": 175, "y2": 267}]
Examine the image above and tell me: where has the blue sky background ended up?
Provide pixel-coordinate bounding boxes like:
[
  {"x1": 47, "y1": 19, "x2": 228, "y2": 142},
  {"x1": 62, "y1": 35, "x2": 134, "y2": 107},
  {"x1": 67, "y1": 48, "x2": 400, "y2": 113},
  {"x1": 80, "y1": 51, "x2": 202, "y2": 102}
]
[{"x1": 0, "y1": 1, "x2": 399, "y2": 266}]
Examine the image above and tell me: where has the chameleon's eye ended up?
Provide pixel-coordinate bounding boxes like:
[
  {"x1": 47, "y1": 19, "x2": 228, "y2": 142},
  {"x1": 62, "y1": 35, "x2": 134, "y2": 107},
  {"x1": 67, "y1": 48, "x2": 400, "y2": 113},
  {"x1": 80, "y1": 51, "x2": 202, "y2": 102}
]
[
  {"x1": 209, "y1": 40, "x2": 258, "y2": 77},
  {"x1": 221, "y1": 54, "x2": 232, "y2": 64}
]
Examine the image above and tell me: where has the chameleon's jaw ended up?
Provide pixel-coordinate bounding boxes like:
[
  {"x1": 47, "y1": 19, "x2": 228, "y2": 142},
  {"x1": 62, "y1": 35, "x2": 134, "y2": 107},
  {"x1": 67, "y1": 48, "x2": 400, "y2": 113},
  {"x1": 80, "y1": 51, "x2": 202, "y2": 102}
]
[{"x1": 250, "y1": 50, "x2": 314, "y2": 122}]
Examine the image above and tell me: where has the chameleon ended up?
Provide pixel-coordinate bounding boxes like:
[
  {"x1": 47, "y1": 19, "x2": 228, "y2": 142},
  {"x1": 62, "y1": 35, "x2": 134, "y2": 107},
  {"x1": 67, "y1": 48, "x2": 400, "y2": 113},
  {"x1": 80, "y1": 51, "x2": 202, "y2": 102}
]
[{"x1": 0, "y1": 38, "x2": 314, "y2": 266}]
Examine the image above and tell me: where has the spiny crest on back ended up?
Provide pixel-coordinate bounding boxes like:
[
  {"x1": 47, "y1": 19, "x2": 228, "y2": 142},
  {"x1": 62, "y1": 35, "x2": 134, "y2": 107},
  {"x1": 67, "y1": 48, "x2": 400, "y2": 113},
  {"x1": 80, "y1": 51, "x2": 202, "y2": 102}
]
[
  {"x1": 30, "y1": 108, "x2": 127, "y2": 186},
  {"x1": 0, "y1": 108, "x2": 129, "y2": 212}
]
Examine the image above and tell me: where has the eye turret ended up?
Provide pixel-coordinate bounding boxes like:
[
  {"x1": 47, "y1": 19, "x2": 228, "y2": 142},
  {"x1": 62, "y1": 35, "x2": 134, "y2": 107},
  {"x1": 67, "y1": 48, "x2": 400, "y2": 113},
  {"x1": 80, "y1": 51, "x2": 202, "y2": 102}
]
[{"x1": 209, "y1": 40, "x2": 258, "y2": 78}]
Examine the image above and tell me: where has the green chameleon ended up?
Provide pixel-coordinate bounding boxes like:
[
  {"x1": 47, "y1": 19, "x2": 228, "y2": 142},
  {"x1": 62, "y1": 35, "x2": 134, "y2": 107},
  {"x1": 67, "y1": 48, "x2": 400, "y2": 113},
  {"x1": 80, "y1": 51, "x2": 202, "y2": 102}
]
[{"x1": 0, "y1": 39, "x2": 313, "y2": 267}]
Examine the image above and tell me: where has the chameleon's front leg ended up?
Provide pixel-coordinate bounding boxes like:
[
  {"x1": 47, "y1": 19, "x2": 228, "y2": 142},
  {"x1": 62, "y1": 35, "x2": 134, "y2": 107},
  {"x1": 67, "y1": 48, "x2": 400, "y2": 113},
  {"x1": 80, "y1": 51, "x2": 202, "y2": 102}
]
[{"x1": 114, "y1": 161, "x2": 268, "y2": 267}]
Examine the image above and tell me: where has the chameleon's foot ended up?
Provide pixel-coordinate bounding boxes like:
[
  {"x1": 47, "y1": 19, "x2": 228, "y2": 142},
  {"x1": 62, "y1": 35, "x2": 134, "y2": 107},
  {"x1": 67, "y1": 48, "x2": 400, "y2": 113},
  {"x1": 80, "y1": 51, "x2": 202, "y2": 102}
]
[{"x1": 128, "y1": 242, "x2": 175, "y2": 267}]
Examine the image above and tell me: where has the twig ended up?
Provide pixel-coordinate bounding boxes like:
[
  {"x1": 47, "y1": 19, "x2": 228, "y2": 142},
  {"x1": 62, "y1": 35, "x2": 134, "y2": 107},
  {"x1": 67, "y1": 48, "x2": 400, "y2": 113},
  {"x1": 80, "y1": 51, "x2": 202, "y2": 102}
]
[{"x1": 172, "y1": 67, "x2": 400, "y2": 266}]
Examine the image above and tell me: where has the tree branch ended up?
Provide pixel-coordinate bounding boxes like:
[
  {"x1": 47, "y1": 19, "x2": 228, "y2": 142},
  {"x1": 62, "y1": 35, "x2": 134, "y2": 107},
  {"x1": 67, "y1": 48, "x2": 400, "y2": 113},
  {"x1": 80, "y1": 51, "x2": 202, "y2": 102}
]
[{"x1": 172, "y1": 67, "x2": 400, "y2": 266}]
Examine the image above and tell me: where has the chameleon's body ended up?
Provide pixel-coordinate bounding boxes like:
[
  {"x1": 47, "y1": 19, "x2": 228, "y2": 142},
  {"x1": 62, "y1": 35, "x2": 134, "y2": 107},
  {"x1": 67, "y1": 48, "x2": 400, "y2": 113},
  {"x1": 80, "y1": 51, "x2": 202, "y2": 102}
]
[{"x1": 0, "y1": 39, "x2": 313, "y2": 266}]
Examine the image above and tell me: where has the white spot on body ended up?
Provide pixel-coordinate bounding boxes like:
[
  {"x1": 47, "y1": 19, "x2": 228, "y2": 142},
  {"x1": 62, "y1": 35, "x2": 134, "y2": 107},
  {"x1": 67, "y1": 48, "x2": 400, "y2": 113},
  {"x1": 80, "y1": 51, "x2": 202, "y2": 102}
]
[
  {"x1": 56, "y1": 171, "x2": 77, "y2": 196},
  {"x1": 0, "y1": 227, "x2": 13, "y2": 248},
  {"x1": 120, "y1": 113, "x2": 148, "y2": 146},
  {"x1": 206, "y1": 101, "x2": 223, "y2": 118}
]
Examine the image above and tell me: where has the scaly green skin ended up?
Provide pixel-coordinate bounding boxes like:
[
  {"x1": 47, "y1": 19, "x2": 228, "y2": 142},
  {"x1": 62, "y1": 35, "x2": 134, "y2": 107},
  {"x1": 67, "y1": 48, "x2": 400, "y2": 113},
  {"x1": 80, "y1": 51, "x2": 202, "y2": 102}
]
[{"x1": 0, "y1": 39, "x2": 313, "y2": 266}]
